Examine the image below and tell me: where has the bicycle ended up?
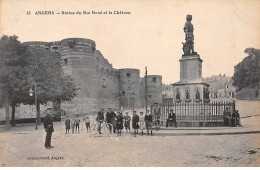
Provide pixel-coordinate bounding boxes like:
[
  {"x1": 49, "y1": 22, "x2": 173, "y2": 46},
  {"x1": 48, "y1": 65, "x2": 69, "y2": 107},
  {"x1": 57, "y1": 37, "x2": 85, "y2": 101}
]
[{"x1": 90, "y1": 121, "x2": 114, "y2": 135}]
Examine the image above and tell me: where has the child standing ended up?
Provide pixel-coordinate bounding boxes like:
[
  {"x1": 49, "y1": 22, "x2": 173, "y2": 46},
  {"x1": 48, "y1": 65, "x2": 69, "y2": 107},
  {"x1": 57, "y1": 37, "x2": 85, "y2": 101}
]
[
  {"x1": 85, "y1": 116, "x2": 91, "y2": 133},
  {"x1": 71, "y1": 116, "x2": 76, "y2": 134},
  {"x1": 138, "y1": 112, "x2": 145, "y2": 136},
  {"x1": 75, "y1": 115, "x2": 80, "y2": 133},
  {"x1": 116, "y1": 111, "x2": 124, "y2": 136},
  {"x1": 124, "y1": 112, "x2": 131, "y2": 133},
  {"x1": 65, "y1": 116, "x2": 71, "y2": 134},
  {"x1": 145, "y1": 110, "x2": 153, "y2": 136},
  {"x1": 132, "y1": 111, "x2": 139, "y2": 137}
]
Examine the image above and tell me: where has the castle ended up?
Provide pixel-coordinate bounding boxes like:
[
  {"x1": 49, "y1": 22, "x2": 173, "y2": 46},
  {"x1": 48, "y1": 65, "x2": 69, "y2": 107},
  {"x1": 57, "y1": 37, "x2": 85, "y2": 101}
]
[{"x1": 24, "y1": 38, "x2": 162, "y2": 115}]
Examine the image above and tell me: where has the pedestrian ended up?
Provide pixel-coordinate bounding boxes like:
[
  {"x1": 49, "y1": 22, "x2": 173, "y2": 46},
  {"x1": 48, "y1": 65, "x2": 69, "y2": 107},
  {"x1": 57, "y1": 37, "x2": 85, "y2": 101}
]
[
  {"x1": 85, "y1": 116, "x2": 91, "y2": 133},
  {"x1": 75, "y1": 115, "x2": 80, "y2": 133},
  {"x1": 153, "y1": 103, "x2": 161, "y2": 130},
  {"x1": 132, "y1": 111, "x2": 139, "y2": 137},
  {"x1": 139, "y1": 112, "x2": 145, "y2": 135},
  {"x1": 124, "y1": 112, "x2": 131, "y2": 133},
  {"x1": 145, "y1": 110, "x2": 153, "y2": 136},
  {"x1": 231, "y1": 110, "x2": 242, "y2": 127},
  {"x1": 166, "y1": 110, "x2": 177, "y2": 128},
  {"x1": 223, "y1": 107, "x2": 231, "y2": 127},
  {"x1": 44, "y1": 108, "x2": 54, "y2": 149},
  {"x1": 106, "y1": 108, "x2": 116, "y2": 133},
  {"x1": 71, "y1": 116, "x2": 76, "y2": 134},
  {"x1": 116, "y1": 111, "x2": 124, "y2": 136},
  {"x1": 96, "y1": 108, "x2": 104, "y2": 134},
  {"x1": 65, "y1": 116, "x2": 71, "y2": 134}
]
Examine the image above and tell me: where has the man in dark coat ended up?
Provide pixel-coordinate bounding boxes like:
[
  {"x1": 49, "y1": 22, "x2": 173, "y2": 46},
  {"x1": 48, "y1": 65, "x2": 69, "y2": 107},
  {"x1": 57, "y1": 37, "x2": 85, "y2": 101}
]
[
  {"x1": 231, "y1": 110, "x2": 241, "y2": 127},
  {"x1": 223, "y1": 107, "x2": 231, "y2": 127},
  {"x1": 106, "y1": 108, "x2": 116, "y2": 133},
  {"x1": 166, "y1": 110, "x2": 177, "y2": 128},
  {"x1": 44, "y1": 108, "x2": 54, "y2": 149},
  {"x1": 96, "y1": 108, "x2": 104, "y2": 134}
]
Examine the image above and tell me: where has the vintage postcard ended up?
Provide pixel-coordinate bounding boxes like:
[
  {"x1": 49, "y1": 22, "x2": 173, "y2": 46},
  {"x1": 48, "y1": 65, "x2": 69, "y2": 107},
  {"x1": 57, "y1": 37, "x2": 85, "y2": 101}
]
[{"x1": 0, "y1": 0, "x2": 260, "y2": 167}]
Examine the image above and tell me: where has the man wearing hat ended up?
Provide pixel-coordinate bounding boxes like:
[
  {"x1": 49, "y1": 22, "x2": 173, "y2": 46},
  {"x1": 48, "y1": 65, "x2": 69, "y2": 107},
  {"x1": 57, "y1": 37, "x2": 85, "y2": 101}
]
[
  {"x1": 96, "y1": 108, "x2": 104, "y2": 134},
  {"x1": 153, "y1": 103, "x2": 161, "y2": 130},
  {"x1": 106, "y1": 108, "x2": 116, "y2": 133},
  {"x1": 44, "y1": 107, "x2": 54, "y2": 149},
  {"x1": 166, "y1": 109, "x2": 177, "y2": 128}
]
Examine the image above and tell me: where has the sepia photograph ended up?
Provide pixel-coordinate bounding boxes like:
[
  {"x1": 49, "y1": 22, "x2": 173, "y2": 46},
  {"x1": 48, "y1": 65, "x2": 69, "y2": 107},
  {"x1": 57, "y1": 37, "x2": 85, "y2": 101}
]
[{"x1": 0, "y1": 0, "x2": 260, "y2": 167}]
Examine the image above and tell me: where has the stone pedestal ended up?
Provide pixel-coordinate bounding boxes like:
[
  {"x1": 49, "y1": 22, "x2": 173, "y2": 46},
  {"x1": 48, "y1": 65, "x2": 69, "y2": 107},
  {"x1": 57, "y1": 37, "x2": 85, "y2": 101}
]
[
  {"x1": 180, "y1": 54, "x2": 202, "y2": 81},
  {"x1": 172, "y1": 54, "x2": 209, "y2": 102}
]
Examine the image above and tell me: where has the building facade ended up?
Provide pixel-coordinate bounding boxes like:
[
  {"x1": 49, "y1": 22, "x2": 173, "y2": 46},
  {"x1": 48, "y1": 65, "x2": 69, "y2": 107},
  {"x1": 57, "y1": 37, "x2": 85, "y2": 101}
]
[{"x1": 202, "y1": 74, "x2": 236, "y2": 99}]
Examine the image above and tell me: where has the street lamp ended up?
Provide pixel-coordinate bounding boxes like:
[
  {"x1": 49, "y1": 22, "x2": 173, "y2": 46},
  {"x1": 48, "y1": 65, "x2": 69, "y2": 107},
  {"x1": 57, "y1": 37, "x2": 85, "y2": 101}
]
[
  {"x1": 28, "y1": 78, "x2": 38, "y2": 130},
  {"x1": 29, "y1": 87, "x2": 33, "y2": 96}
]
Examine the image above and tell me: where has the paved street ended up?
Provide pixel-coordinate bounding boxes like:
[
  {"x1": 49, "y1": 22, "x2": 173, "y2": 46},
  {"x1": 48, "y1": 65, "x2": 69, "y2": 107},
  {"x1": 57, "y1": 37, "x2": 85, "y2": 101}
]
[
  {"x1": 0, "y1": 118, "x2": 260, "y2": 167},
  {"x1": 0, "y1": 100, "x2": 259, "y2": 167}
]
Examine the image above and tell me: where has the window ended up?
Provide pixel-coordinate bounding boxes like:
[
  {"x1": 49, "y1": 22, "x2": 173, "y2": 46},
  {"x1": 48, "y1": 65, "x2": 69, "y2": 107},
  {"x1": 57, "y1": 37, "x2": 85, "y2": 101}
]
[
  {"x1": 52, "y1": 46, "x2": 58, "y2": 51},
  {"x1": 126, "y1": 73, "x2": 130, "y2": 77},
  {"x1": 148, "y1": 95, "x2": 152, "y2": 98},
  {"x1": 176, "y1": 89, "x2": 180, "y2": 100},
  {"x1": 121, "y1": 91, "x2": 125, "y2": 96},
  {"x1": 152, "y1": 77, "x2": 156, "y2": 82},
  {"x1": 102, "y1": 78, "x2": 106, "y2": 88},
  {"x1": 64, "y1": 59, "x2": 68, "y2": 65}
]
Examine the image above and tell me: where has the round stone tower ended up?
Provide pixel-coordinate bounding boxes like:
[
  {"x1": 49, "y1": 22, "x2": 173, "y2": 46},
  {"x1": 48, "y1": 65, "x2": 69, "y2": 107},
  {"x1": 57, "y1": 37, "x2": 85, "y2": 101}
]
[{"x1": 60, "y1": 38, "x2": 99, "y2": 113}]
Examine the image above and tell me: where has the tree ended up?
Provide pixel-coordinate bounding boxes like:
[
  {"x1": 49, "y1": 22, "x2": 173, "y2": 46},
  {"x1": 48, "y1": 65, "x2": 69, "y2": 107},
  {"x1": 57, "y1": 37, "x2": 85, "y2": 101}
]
[
  {"x1": 0, "y1": 35, "x2": 32, "y2": 126},
  {"x1": 0, "y1": 35, "x2": 79, "y2": 126},
  {"x1": 25, "y1": 46, "x2": 79, "y2": 123},
  {"x1": 232, "y1": 48, "x2": 260, "y2": 92}
]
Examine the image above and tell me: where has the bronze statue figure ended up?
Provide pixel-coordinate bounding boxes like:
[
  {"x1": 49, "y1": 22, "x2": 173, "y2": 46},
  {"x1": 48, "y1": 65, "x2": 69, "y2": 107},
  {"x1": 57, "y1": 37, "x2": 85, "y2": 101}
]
[{"x1": 182, "y1": 14, "x2": 197, "y2": 55}]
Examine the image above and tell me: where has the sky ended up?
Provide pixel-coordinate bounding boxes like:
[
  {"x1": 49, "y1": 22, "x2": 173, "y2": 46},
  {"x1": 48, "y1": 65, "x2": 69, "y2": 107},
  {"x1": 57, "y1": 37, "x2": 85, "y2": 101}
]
[{"x1": 1, "y1": 0, "x2": 260, "y2": 84}]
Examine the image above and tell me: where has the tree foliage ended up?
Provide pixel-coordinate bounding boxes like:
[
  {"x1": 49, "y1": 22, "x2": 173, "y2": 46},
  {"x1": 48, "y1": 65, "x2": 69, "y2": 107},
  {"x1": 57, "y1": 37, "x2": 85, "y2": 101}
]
[
  {"x1": 0, "y1": 35, "x2": 79, "y2": 125},
  {"x1": 232, "y1": 48, "x2": 260, "y2": 92}
]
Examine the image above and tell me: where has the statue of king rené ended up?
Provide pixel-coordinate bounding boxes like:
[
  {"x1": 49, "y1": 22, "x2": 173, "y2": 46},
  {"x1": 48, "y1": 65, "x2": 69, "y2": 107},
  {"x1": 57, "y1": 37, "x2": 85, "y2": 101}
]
[{"x1": 183, "y1": 14, "x2": 197, "y2": 55}]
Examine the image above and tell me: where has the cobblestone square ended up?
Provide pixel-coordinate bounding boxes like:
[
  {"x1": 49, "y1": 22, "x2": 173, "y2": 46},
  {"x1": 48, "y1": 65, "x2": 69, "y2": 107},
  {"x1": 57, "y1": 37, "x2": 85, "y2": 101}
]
[{"x1": 0, "y1": 120, "x2": 260, "y2": 167}]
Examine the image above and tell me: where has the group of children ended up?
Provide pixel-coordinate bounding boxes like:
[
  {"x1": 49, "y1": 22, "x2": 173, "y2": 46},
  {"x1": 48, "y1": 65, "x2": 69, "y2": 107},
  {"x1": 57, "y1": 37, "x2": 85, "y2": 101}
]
[
  {"x1": 132, "y1": 110, "x2": 153, "y2": 137},
  {"x1": 64, "y1": 115, "x2": 84, "y2": 134},
  {"x1": 64, "y1": 109, "x2": 155, "y2": 137},
  {"x1": 102, "y1": 109, "x2": 154, "y2": 137}
]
